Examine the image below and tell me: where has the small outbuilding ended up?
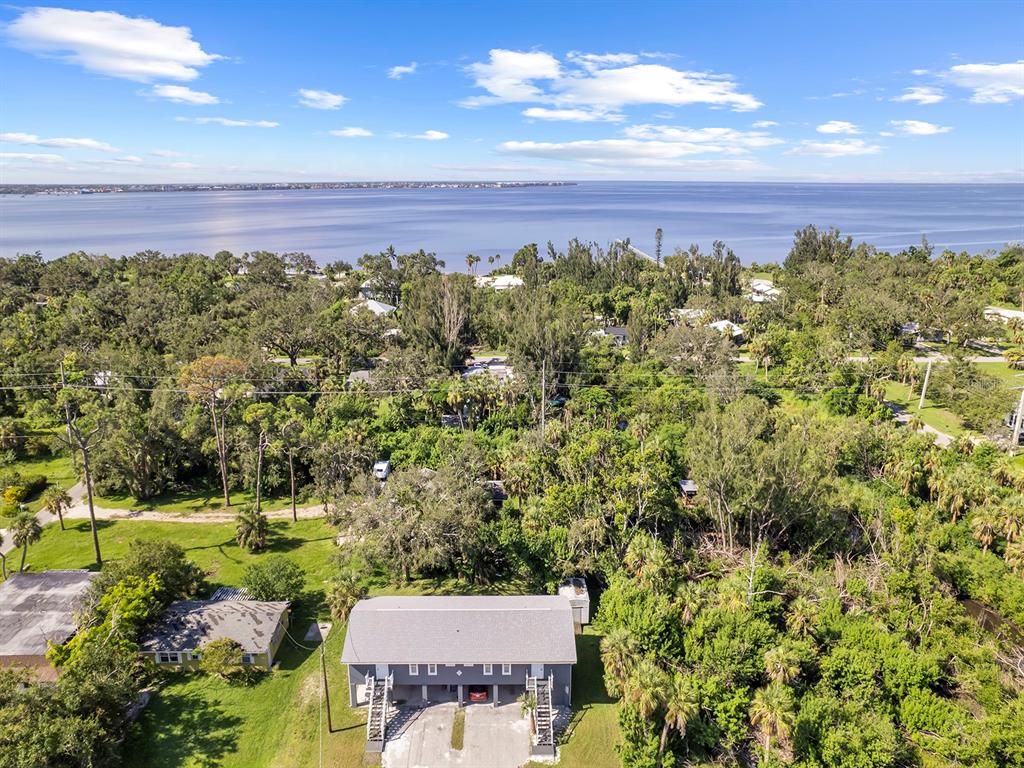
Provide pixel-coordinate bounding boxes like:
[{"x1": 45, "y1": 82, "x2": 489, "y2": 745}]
[
  {"x1": 558, "y1": 578, "x2": 591, "y2": 629},
  {"x1": 373, "y1": 460, "x2": 392, "y2": 481}
]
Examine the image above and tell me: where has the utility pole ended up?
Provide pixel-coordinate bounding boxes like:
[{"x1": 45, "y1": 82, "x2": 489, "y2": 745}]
[
  {"x1": 1012, "y1": 384, "x2": 1024, "y2": 454},
  {"x1": 540, "y1": 358, "x2": 546, "y2": 440},
  {"x1": 918, "y1": 359, "x2": 933, "y2": 410}
]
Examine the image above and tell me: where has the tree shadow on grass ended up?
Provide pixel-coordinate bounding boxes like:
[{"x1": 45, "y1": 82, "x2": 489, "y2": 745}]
[
  {"x1": 125, "y1": 689, "x2": 241, "y2": 768},
  {"x1": 560, "y1": 632, "x2": 615, "y2": 745}
]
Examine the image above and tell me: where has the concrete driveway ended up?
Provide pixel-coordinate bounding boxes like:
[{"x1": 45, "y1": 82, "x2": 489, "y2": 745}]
[{"x1": 383, "y1": 703, "x2": 531, "y2": 768}]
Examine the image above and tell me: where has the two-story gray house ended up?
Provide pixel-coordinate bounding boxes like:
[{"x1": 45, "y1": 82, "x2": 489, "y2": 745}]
[{"x1": 341, "y1": 595, "x2": 577, "y2": 754}]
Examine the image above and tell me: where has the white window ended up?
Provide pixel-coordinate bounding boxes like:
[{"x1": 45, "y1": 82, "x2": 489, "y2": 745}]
[
  {"x1": 409, "y1": 664, "x2": 419, "y2": 675},
  {"x1": 444, "y1": 663, "x2": 455, "y2": 667},
  {"x1": 157, "y1": 652, "x2": 180, "y2": 664},
  {"x1": 501, "y1": 663, "x2": 511, "y2": 675},
  {"x1": 483, "y1": 664, "x2": 493, "y2": 676},
  {"x1": 427, "y1": 663, "x2": 437, "y2": 676},
  {"x1": 241, "y1": 653, "x2": 255, "y2": 665},
  {"x1": 463, "y1": 664, "x2": 474, "y2": 668}
]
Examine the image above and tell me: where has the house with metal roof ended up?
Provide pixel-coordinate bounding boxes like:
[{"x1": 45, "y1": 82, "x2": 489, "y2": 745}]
[
  {"x1": 341, "y1": 595, "x2": 577, "y2": 754},
  {"x1": 0, "y1": 570, "x2": 97, "y2": 681},
  {"x1": 140, "y1": 599, "x2": 290, "y2": 670}
]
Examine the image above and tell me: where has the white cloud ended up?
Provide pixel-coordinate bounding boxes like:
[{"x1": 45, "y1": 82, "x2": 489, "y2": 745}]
[
  {"x1": 329, "y1": 127, "x2": 373, "y2": 137},
  {"x1": 752, "y1": 120, "x2": 778, "y2": 128},
  {"x1": 522, "y1": 107, "x2": 624, "y2": 122},
  {"x1": 113, "y1": 155, "x2": 144, "y2": 163},
  {"x1": 879, "y1": 131, "x2": 895, "y2": 137},
  {"x1": 5, "y1": 7, "x2": 219, "y2": 81},
  {"x1": 175, "y1": 117, "x2": 278, "y2": 127},
  {"x1": 946, "y1": 60, "x2": 1024, "y2": 103},
  {"x1": 166, "y1": 161, "x2": 198, "y2": 169},
  {"x1": 788, "y1": 139, "x2": 881, "y2": 157},
  {"x1": 910, "y1": 69, "x2": 930, "y2": 76},
  {"x1": 497, "y1": 139, "x2": 764, "y2": 171},
  {"x1": 892, "y1": 86, "x2": 945, "y2": 104},
  {"x1": 298, "y1": 89, "x2": 346, "y2": 110},
  {"x1": 151, "y1": 84, "x2": 220, "y2": 104},
  {"x1": 496, "y1": 122, "x2": 782, "y2": 170},
  {"x1": 565, "y1": 51, "x2": 639, "y2": 70},
  {"x1": 411, "y1": 130, "x2": 448, "y2": 141},
  {"x1": 816, "y1": 120, "x2": 860, "y2": 134},
  {"x1": 388, "y1": 62, "x2": 417, "y2": 79},
  {"x1": 0, "y1": 152, "x2": 66, "y2": 163},
  {"x1": 151, "y1": 149, "x2": 185, "y2": 157},
  {"x1": 622, "y1": 124, "x2": 784, "y2": 151},
  {"x1": 462, "y1": 48, "x2": 761, "y2": 112},
  {"x1": 0, "y1": 131, "x2": 118, "y2": 152},
  {"x1": 889, "y1": 119, "x2": 952, "y2": 135}
]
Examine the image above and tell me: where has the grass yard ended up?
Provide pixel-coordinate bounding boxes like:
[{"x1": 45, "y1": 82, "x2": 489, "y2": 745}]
[
  {"x1": 0, "y1": 451, "x2": 78, "y2": 526},
  {"x1": 526, "y1": 628, "x2": 620, "y2": 768},
  {"x1": 977, "y1": 360, "x2": 1023, "y2": 390},
  {"x1": 884, "y1": 380, "x2": 967, "y2": 437},
  {"x1": 18, "y1": 517, "x2": 341, "y2": 591},
  {"x1": 93, "y1": 484, "x2": 309, "y2": 515}
]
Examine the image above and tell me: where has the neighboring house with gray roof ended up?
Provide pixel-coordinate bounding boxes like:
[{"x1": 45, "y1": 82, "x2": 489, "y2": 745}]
[
  {"x1": 140, "y1": 599, "x2": 290, "y2": 670},
  {"x1": 0, "y1": 569, "x2": 97, "y2": 681},
  {"x1": 341, "y1": 595, "x2": 576, "y2": 712}
]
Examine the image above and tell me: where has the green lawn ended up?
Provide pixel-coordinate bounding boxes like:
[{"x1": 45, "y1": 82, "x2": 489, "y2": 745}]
[
  {"x1": 93, "y1": 484, "x2": 310, "y2": 515},
  {"x1": 0, "y1": 451, "x2": 78, "y2": 525},
  {"x1": 17, "y1": 517, "x2": 340, "y2": 591},
  {"x1": 527, "y1": 627, "x2": 620, "y2": 768},
  {"x1": 884, "y1": 380, "x2": 967, "y2": 437},
  {"x1": 977, "y1": 360, "x2": 1023, "y2": 390}
]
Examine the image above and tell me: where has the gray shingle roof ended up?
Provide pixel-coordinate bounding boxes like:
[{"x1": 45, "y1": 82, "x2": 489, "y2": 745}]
[
  {"x1": 341, "y1": 596, "x2": 577, "y2": 665},
  {"x1": 140, "y1": 600, "x2": 289, "y2": 653},
  {"x1": 0, "y1": 570, "x2": 97, "y2": 656}
]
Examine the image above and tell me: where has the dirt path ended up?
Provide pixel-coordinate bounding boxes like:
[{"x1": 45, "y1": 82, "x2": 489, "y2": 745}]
[{"x1": 61, "y1": 482, "x2": 327, "y2": 524}]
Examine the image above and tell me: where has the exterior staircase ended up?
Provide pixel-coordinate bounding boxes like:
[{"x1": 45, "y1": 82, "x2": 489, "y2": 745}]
[
  {"x1": 365, "y1": 673, "x2": 392, "y2": 752},
  {"x1": 527, "y1": 674, "x2": 556, "y2": 756}
]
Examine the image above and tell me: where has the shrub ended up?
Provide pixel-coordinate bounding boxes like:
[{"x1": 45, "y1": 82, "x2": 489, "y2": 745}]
[
  {"x1": 199, "y1": 638, "x2": 244, "y2": 678},
  {"x1": 241, "y1": 555, "x2": 305, "y2": 602}
]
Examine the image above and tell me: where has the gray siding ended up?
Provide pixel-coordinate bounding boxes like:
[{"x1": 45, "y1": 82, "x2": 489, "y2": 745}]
[{"x1": 347, "y1": 662, "x2": 573, "y2": 706}]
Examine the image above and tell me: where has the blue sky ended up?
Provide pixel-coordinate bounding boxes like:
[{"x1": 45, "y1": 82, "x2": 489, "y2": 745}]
[{"x1": 1, "y1": 0, "x2": 1022, "y2": 183}]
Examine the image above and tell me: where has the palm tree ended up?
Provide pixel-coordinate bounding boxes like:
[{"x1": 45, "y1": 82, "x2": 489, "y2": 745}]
[
  {"x1": 1004, "y1": 539, "x2": 1024, "y2": 577},
  {"x1": 970, "y1": 508, "x2": 999, "y2": 552},
  {"x1": 0, "y1": 532, "x2": 7, "y2": 579},
  {"x1": 786, "y1": 595, "x2": 817, "y2": 639},
  {"x1": 749, "y1": 682, "x2": 796, "y2": 758},
  {"x1": 658, "y1": 674, "x2": 698, "y2": 762},
  {"x1": 623, "y1": 659, "x2": 664, "y2": 719},
  {"x1": 599, "y1": 628, "x2": 638, "y2": 697},
  {"x1": 327, "y1": 572, "x2": 367, "y2": 622},
  {"x1": 40, "y1": 485, "x2": 72, "y2": 531},
  {"x1": 764, "y1": 645, "x2": 801, "y2": 684},
  {"x1": 11, "y1": 509, "x2": 42, "y2": 572},
  {"x1": 235, "y1": 505, "x2": 268, "y2": 553},
  {"x1": 996, "y1": 500, "x2": 1022, "y2": 542}
]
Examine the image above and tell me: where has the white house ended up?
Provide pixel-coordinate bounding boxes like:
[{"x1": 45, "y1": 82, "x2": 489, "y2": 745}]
[
  {"x1": 475, "y1": 274, "x2": 525, "y2": 290},
  {"x1": 709, "y1": 319, "x2": 745, "y2": 341},
  {"x1": 352, "y1": 298, "x2": 397, "y2": 316},
  {"x1": 745, "y1": 278, "x2": 781, "y2": 303},
  {"x1": 984, "y1": 306, "x2": 1024, "y2": 324}
]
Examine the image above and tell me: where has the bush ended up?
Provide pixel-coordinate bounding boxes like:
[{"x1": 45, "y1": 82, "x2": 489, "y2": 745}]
[
  {"x1": 199, "y1": 638, "x2": 244, "y2": 678},
  {"x1": 241, "y1": 555, "x2": 305, "y2": 602}
]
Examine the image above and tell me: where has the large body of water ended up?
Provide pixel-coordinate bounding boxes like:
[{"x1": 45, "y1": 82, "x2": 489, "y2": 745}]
[{"x1": 1, "y1": 182, "x2": 1021, "y2": 265}]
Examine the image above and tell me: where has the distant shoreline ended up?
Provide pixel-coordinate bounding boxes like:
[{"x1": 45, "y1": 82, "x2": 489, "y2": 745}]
[{"x1": 0, "y1": 181, "x2": 577, "y2": 196}]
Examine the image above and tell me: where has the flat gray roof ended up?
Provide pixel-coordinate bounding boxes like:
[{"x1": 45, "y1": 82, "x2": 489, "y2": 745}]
[
  {"x1": 0, "y1": 570, "x2": 97, "y2": 656},
  {"x1": 341, "y1": 595, "x2": 577, "y2": 665},
  {"x1": 140, "y1": 600, "x2": 289, "y2": 653}
]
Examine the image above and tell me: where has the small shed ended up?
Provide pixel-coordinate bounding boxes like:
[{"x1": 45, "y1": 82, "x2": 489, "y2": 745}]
[
  {"x1": 558, "y1": 578, "x2": 590, "y2": 629},
  {"x1": 373, "y1": 460, "x2": 392, "y2": 481},
  {"x1": 679, "y1": 479, "x2": 698, "y2": 497}
]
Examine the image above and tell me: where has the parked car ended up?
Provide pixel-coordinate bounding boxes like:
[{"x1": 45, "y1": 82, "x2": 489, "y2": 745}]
[{"x1": 468, "y1": 685, "x2": 488, "y2": 702}]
